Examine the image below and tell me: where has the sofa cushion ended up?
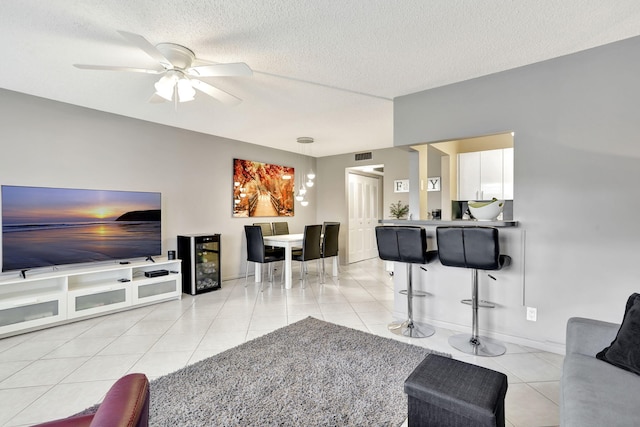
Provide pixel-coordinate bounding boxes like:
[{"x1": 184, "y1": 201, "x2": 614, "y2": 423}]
[
  {"x1": 596, "y1": 293, "x2": 640, "y2": 375},
  {"x1": 562, "y1": 353, "x2": 640, "y2": 427}
]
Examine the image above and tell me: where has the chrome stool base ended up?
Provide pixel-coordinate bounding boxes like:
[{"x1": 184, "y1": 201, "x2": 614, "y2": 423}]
[
  {"x1": 388, "y1": 320, "x2": 435, "y2": 338},
  {"x1": 448, "y1": 333, "x2": 506, "y2": 357}
]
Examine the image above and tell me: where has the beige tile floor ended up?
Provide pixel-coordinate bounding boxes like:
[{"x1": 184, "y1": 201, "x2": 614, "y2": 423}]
[{"x1": 0, "y1": 258, "x2": 561, "y2": 426}]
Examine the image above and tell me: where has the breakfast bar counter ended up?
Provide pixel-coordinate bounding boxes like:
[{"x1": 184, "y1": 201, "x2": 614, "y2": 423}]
[
  {"x1": 377, "y1": 218, "x2": 530, "y2": 349},
  {"x1": 379, "y1": 219, "x2": 518, "y2": 227}
]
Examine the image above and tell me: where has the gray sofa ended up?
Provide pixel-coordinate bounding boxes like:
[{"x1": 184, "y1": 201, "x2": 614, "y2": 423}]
[{"x1": 561, "y1": 317, "x2": 640, "y2": 427}]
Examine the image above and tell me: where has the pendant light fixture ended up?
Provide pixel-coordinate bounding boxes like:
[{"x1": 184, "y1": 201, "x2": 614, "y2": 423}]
[{"x1": 295, "y1": 137, "x2": 316, "y2": 206}]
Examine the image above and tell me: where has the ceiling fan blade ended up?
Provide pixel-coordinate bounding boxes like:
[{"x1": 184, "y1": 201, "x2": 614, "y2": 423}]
[
  {"x1": 73, "y1": 64, "x2": 164, "y2": 74},
  {"x1": 191, "y1": 79, "x2": 242, "y2": 106},
  {"x1": 187, "y1": 62, "x2": 253, "y2": 77},
  {"x1": 117, "y1": 30, "x2": 172, "y2": 69}
]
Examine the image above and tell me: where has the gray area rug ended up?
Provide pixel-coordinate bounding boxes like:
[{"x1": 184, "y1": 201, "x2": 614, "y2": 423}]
[{"x1": 92, "y1": 317, "x2": 449, "y2": 426}]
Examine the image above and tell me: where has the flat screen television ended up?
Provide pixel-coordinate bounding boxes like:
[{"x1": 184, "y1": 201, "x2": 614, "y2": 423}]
[{"x1": 1, "y1": 185, "x2": 161, "y2": 272}]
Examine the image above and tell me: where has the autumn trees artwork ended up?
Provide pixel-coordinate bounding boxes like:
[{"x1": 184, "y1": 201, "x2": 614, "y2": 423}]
[{"x1": 233, "y1": 159, "x2": 295, "y2": 217}]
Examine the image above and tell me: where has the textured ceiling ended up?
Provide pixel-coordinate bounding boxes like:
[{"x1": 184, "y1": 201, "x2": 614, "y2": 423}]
[{"x1": 2, "y1": 1, "x2": 640, "y2": 157}]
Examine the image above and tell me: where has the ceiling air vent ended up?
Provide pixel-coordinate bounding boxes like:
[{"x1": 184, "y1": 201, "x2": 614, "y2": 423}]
[{"x1": 355, "y1": 152, "x2": 372, "y2": 161}]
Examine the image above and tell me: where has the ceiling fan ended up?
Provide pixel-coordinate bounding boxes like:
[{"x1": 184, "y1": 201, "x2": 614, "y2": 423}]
[{"x1": 74, "y1": 31, "x2": 252, "y2": 105}]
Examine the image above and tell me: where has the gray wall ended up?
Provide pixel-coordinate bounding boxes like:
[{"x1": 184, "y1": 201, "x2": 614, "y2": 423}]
[
  {"x1": 0, "y1": 89, "x2": 317, "y2": 281},
  {"x1": 394, "y1": 35, "x2": 640, "y2": 346}
]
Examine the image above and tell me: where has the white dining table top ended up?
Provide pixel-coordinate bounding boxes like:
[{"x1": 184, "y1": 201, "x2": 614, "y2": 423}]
[{"x1": 263, "y1": 234, "x2": 303, "y2": 244}]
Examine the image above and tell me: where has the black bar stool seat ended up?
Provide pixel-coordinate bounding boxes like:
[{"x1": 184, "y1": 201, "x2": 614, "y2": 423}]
[
  {"x1": 376, "y1": 226, "x2": 438, "y2": 338},
  {"x1": 436, "y1": 226, "x2": 511, "y2": 356}
]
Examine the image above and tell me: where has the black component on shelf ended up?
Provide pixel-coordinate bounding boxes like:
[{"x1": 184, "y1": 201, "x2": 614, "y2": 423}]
[
  {"x1": 178, "y1": 234, "x2": 221, "y2": 295},
  {"x1": 118, "y1": 278, "x2": 131, "y2": 282},
  {"x1": 144, "y1": 270, "x2": 169, "y2": 278}
]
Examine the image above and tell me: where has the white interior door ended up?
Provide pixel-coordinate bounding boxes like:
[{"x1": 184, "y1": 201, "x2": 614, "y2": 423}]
[{"x1": 348, "y1": 173, "x2": 380, "y2": 263}]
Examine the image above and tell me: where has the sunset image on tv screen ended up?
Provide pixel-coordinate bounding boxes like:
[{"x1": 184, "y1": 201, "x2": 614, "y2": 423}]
[{"x1": 1, "y1": 185, "x2": 161, "y2": 271}]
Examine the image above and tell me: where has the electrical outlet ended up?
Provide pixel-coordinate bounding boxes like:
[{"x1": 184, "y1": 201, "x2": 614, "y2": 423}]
[{"x1": 526, "y1": 307, "x2": 537, "y2": 322}]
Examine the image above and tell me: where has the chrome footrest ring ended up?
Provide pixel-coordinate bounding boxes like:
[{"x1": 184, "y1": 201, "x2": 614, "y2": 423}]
[{"x1": 461, "y1": 299, "x2": 495, "y2": 308}]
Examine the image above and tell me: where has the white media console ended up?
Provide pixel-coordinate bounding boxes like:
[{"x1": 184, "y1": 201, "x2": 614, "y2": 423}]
[{"x1": 0, "y1": 257, "x2": 182, "y2": 338}]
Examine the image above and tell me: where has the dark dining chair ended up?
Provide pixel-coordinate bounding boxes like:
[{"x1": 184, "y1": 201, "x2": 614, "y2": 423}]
[
  {"x1": 244, "y1": 225, "x2": 285, "y2": 291},
  {"x1": 272, "y1": 221, "x2": 290, "y2": 235},
  {"x1": 321, "y1": 222, "x2": 340, "y2": 282},
  {"x1": 292, "y1": 224, "x2": 322, "y2": 285},
  {"x1": 254, "y1": 221, "x2": 279, "y2": 253},
  {"x1": 253, "y1": 222, "x2": 273, "y2": 237}
]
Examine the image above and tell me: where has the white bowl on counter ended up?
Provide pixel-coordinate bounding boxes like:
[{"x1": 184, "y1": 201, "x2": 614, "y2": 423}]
[{"x1": 468, "y1": 199, "x2": 504, "y2": 221}]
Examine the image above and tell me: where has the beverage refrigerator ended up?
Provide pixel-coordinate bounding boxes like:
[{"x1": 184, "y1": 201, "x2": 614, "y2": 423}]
[{"x1": 177, "y1": 234, "x2": 221, "y2": 295}]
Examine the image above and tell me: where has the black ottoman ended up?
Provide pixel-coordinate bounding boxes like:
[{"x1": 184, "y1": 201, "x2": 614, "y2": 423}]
[{"x1": 404, "y1": 354, "x2": 508, "y2": 427}]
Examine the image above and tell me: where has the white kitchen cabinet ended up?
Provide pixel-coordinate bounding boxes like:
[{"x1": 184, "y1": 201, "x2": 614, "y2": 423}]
[
  {"x1": 503, "y1": 147, "x2": 514, "y2": 200},
  {"x1": 458, "y1": 151, "x2": 482, "y2": 201},
  {"x1": 458, "y1": 148, "x2": 513, "y2": 200}
]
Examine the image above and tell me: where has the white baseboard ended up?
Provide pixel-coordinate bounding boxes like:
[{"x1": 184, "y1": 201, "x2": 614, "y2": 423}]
[{"x1": 392, "y1": 310, "x2": 566, "y2": 355}]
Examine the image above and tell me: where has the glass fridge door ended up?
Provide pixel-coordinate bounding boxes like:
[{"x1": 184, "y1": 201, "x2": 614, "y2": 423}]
[{"x1": 195, "y1": 237, "x2": 220, "y2": 292}]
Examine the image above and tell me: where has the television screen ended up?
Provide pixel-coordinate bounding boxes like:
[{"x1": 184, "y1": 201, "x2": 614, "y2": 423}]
[{"x1": 1, "y1": 185, "x2": 161, "y2": 272}]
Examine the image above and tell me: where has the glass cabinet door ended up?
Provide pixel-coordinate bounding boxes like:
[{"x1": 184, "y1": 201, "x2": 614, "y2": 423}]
[{"x1": 195, "y1": 237, "x2": 220, "y2": 292}]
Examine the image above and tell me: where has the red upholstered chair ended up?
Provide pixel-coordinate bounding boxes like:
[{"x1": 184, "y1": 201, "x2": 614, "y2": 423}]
[{"x1": 33, "y1": 373, "x2": 150, "y2": 427}]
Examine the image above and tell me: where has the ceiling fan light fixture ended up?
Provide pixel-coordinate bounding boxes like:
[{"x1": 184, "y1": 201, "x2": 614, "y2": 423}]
[
  {"x1": 75, "y1": 31, "x2": 252, "y2": 106},
  {"x1": 177, "y1": 78, "x2": 196, "y2": 102},
  {"x1": 154, "y1": 75, "x2": 177, "y2": 101}
]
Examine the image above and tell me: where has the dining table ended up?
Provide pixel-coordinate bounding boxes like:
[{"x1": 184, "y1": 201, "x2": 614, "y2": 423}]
[{"x1": 258, "y1": 233, "x2": 338, "y2": 289}]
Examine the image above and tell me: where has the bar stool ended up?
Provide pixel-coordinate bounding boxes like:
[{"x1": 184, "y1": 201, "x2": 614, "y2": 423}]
[
  {"x1": 375, "y1": 226, "x2": 438, "y2": 338},
  {"x1": 436, "y1": 226, "x2": 511, "y2": 356}
]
